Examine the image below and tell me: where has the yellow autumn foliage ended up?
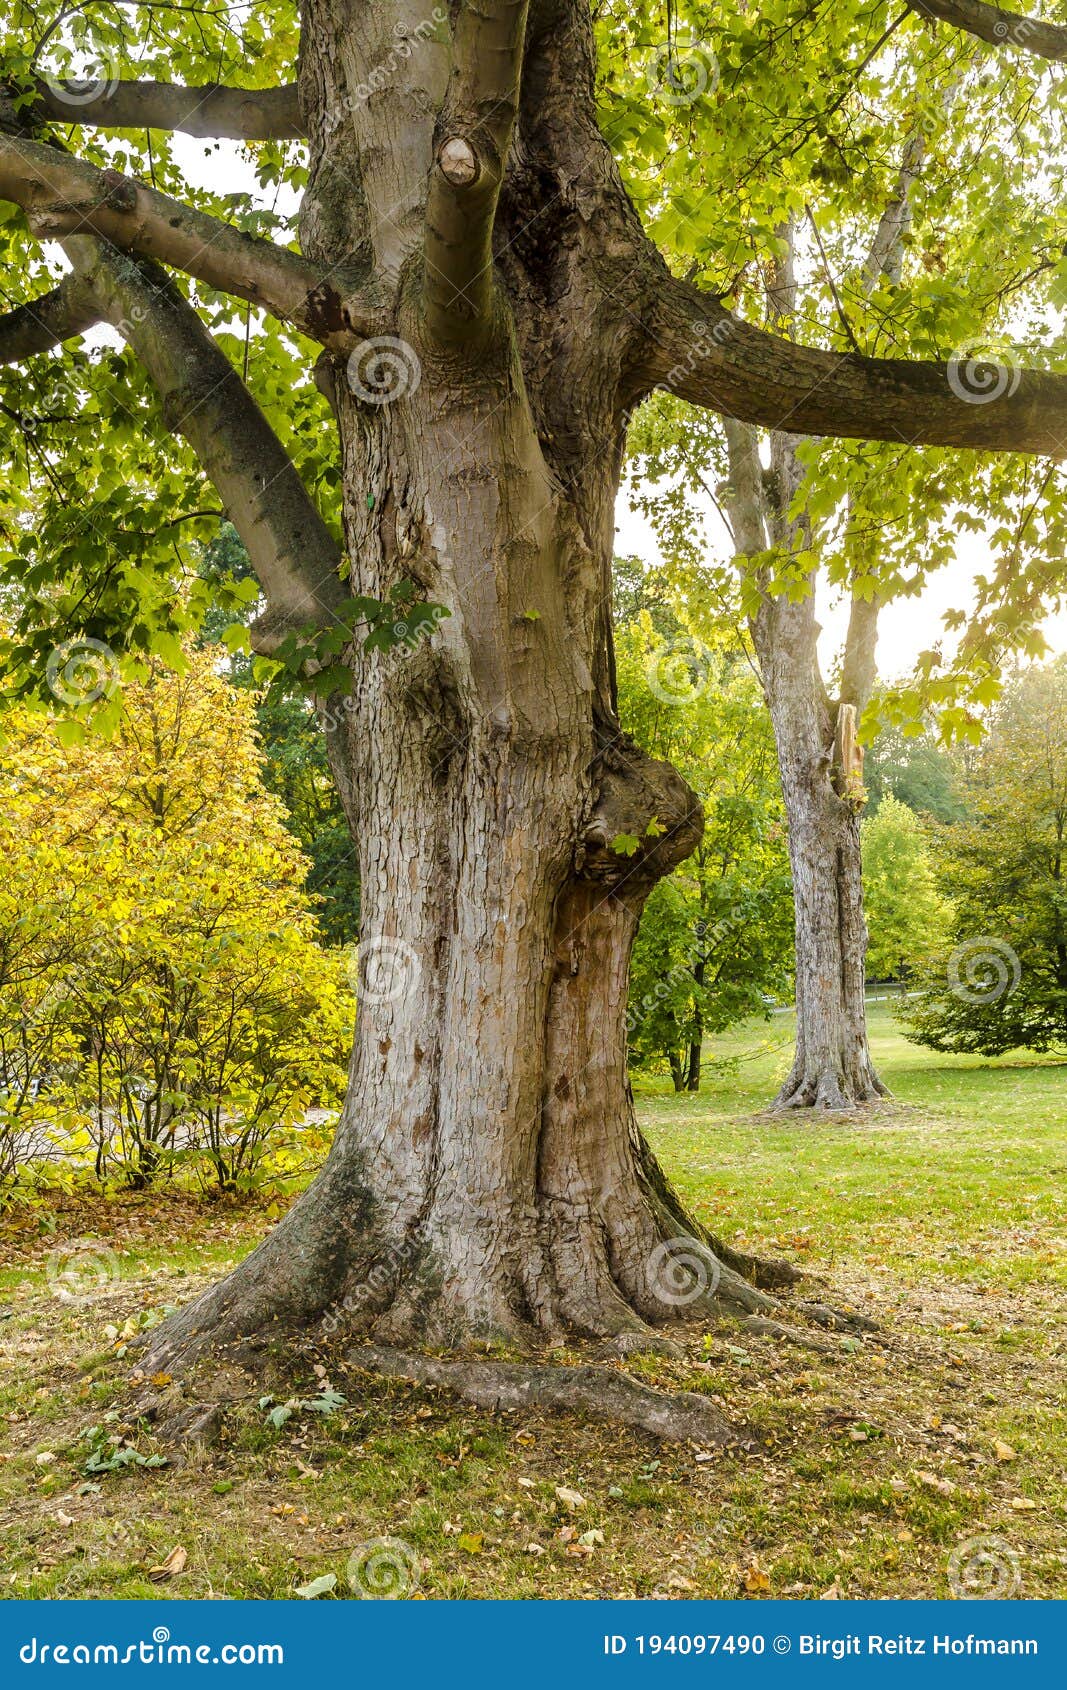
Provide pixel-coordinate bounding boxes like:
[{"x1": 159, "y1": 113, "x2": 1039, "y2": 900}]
[{"x1": 0, "y1": 650, "x2": 353, "y2": 1197}]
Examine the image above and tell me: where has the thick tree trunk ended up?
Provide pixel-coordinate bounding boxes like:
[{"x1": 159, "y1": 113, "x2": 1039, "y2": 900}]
[{"x1": 137, "y1": 0, "x2": 838, "y2": 1386}]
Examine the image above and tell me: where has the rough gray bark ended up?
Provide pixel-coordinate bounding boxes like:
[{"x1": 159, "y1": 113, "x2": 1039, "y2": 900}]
[
  {"x1": 909, "y1": 0, "x2": 1067, "y2": 61},
  {"x1": 130, "y1": 0, "x2": 802, "y2": 1372}
]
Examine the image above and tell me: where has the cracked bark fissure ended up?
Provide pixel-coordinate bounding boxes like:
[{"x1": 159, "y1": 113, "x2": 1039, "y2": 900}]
[{"x1": 0, "y1": 0, "x2": 1059, "y2": 1386}]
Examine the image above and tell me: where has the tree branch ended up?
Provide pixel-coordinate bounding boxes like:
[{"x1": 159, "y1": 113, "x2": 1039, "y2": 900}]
[
  {"x1": 64, "y1": 236, "x2": 348, "y2": 646},
  {"x1": 32, "y1": 79, "x2": 304, "y2": 139},
  {"x1": 0, "y1": 271, "x2": 100, "y2": 363},
  {"x1": 423, "y1": 0, "x2": 529, "y2": 341},
  {"x1": 839, "y1": 592, "x2": 882, "y2": 713},
  {"x1": 0, "y1": 131, "x2": 375, "y2": 347},
  {"x1": 645, "y1": 278, "x2": 1067, "y2": 455},
  {"x1": 910, "y1": 0, "x2": 1067, "y2": 61}
]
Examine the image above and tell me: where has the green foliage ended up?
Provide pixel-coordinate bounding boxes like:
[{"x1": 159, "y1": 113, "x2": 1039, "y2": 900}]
[
  {"x1": 617, "y1": 610, "x2": 794, "y2": 1084},
  {"x1": 861, "y1": 795, "x2": 949, "y2": 980},
  {"x1": 902, "y1": 659, "x2": 1067, "y2": 1054},
  {"x1": 198, "y1": 525, "x2": 360, "y2": 946},
  {"x1": 0, "y1": 649, "x2": 353, "y2": 1201},
  {"x1": 863, "y1": 714, "x2": 968, "y2": 823},
  {"x1": 600, "y1": 2, "x2": 1067, "y2": 726}
]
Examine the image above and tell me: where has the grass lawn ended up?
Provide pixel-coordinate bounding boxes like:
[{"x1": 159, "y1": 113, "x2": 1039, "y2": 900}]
[{"x1": 1, "y1": 1004, "x2": 1064, "y2": 1601}]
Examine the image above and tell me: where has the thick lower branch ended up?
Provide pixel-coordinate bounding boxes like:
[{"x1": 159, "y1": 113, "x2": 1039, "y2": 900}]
[
  {"x1": 33, "y1": 80, "x2": 304, "y2": 139},
  {"x1": 645, "y1": 276, "x2": 1067, "y2": 455},
  {"x1": 0, "y1": 131, "x2": 375, "y2": 347},
  {"x1": 69, "y1": 240, "x2": 348, "y2": 635},
  {"x1": 910, "y1": 0, "x2": 1067, "y2": 60},
  {"x1": 0, "y1": 273, "x2": 99, "y2": 363}
]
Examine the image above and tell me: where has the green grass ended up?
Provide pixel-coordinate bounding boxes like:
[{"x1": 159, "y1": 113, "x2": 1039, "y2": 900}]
[
  {"x1": 1, "y1": 1003, "x2": 1064, "y2": 1601},
  {"x1": 639, "y1": 1002, "x2": 1067, "y2": 1290}
]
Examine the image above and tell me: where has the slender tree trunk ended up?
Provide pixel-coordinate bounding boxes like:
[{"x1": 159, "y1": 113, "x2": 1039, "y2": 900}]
[
  {"x1": 685, "y1": 956, "x2": 706, "y2": 1090},
  {"x1": 724, "y1": 398, "x2": 887, "y2": 1112},
  {"x1": 756, "y1": 596, "x2": 886, "y2": 1110},
  {"x1": 685, "y1": 1038, "x2": 701, "y2": 1091}
]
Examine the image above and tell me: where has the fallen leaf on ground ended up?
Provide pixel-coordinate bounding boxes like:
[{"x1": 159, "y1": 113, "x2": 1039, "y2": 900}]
[
  {"x1": 743, "y1": 1560, "x2": 771, "y2": 1594},
  {"x1": 554, "y1": 1485, "x2": 586, "y2": 1510},
  {"x1": 915, "y1": 1470, "x2": 956, "y2": 1496},
  {"x1": 295, "y1": 1573, "x2": 336, "y2": 1599},
  {"x1": 993, "y1": 1440, "x2": 1016, "y2": 1463},
  {"x1": 148, "y1": 1545, "x2": 187, "y2": 1582}
]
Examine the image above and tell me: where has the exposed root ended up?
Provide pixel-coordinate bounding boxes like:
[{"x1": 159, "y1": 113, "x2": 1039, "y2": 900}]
[
  {"x1": 737, "y1": 1314, "x2": 842, "y2": 1354},
  {"x1": 605, "y1": 1330, "x2": 685, "y2": 1360},
  {"x1": 792, "y1": 1296, "x2": 880, "y2": 1334},
  {"x1": 348, "y1": 1343, "x2": 733, "y2": 1445},
  {"x1": 155, "y1": 1400, "x2": 226, "y2": 1450},
  {"x1": 772, "y1": 1067, "x2": 891, "y2": 1112}
]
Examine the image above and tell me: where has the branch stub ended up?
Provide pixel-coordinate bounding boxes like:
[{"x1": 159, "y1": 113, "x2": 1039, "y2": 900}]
[{"x1": 437, "y1": 137, "x2": 479, "y2": 187}]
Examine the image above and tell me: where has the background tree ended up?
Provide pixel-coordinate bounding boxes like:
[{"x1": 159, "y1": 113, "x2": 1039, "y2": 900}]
[
  {"x1": 616, "y1": 8, "x2": 1067, "y2": 1108},
  {"x1": 861, "y1": 793, "x2": 949, "y2": 981},
  {"x1": 617, "y1": 618, "x2": 793, "y2": 1089},
  {"x1": 0, "y1": 652, "x2": 350, "y2": 1195},
  {"x1": 863, "y1": 711, "x2": 968, "y2": 823},
  {"x1": 903, "y1": 657, "x2": 1067, "y2": 1054},
  {"x1": 0, "y1": 1, "x2": 1065, "y2": 1426}
]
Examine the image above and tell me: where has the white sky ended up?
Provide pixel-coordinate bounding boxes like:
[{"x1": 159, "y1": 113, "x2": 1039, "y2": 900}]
[{"x1": 615, "y1": 490, "x2": 1067, "y2": 680}]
